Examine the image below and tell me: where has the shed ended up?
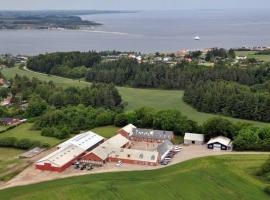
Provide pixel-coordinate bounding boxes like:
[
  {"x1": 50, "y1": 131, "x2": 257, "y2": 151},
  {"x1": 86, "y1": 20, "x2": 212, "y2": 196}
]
[
  {"x1": 207, "y1": 136, "x2": 232, "y2": 151},
  {"x1": 184, "y1": 133, "x2": 204, "y2": 145}
]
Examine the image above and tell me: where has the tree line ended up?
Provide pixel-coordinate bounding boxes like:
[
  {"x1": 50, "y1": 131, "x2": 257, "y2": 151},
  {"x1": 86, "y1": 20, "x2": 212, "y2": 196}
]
[
  {"x1": 11, "y1": 75, "x2": 122, "y2": 111},
  {"x1": 27, "y1": 51, "x2": 101, "y2": 78},
  {"x1": 183, "y1": 81, "x2": 270, "y2": 122}
]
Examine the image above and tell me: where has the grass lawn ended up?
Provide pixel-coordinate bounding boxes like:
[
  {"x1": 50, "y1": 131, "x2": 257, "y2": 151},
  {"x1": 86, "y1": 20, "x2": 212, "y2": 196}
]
[
  {"x1": 0, "y1": 154, "x2": 269, "y2": 200},
  {"x1": 91, "y1": 126, "x2": 119, "y2": 138},
  {"x1": 236, "y1": 51, "x2": 270, "y2": 62},
  {"x1": 2, "y1": 67, "x2": 270, "y2": 127},
  {"x1": 0, "y1": 123, "x2": 61, "y2": 146},
  {"x1": 0, "y1": 148, "x2": 28, "y2": 182}
]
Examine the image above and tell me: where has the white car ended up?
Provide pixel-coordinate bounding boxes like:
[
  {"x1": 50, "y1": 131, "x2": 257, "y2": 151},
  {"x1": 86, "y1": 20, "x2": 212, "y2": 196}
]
[
  {"x1": 116, "y1": 161, "x2": 123, "y2": 167},
  {"x1": 164, "y1": 157, "x2": 172, "y2": 161}
]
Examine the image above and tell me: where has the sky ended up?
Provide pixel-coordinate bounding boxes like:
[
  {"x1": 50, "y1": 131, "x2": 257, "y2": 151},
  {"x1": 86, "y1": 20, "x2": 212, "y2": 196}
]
[{"x1": 0, "y1": 0, "x2": 270, "y2": 10}]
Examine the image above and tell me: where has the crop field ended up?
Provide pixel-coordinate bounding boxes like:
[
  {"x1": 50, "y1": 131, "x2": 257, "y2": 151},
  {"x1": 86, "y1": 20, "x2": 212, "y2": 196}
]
[
  {"x1": 236, "y1": 51, "x2": 270, "y2": 62},
  {"x1": 0, "y1": 123, "x2": 61, "y2": 146},
  {"x1": 0, "y1": 148, "x2": 28, "y2": 182},
  {"x1": 0, "y1": 154, "x2": 269, "y2": 200},
  {"x1": 2, "y1": 67, "x2": 270, "y2": 126}
]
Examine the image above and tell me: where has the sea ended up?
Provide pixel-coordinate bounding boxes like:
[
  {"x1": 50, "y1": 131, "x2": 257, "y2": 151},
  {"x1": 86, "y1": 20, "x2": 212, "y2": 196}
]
[{"x1": 1, "y1": 9, "x2": 270, "y2": 55}]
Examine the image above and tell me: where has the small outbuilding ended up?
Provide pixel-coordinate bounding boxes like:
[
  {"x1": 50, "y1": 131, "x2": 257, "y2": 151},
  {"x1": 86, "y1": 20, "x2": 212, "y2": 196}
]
[
  {"x1": 207, "y1": 136, "x2": 232, "y2": 151},
  {"x1": 184, "y1": 133, "x2": 204, "y2": 145}
]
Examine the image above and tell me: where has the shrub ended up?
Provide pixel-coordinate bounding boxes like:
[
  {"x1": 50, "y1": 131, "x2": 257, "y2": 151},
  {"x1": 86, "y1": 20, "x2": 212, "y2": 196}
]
[
  {"x1": 114, "y1": 113, "x2": 128, "y2": 127},
  {"x1": 264, "y1": 186, "x2": 270, "y2": 195},
  {"x1": 0, "y1": 137, "x2": 17, "y2": 147}
]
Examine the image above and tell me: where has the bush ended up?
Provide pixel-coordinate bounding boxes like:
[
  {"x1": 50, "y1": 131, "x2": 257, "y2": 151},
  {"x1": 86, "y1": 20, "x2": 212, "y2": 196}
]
[
  {"x1": 0, "y1": 137, "x2": 47, "y2": 150},
  {"x1": 203, "y1": 118, "x2": 236, "y2": 141},
  {"x1": 95, "y1": 112, "x2": 114, "y2": 126},
  {"x1": 15, "y1": 138, "x2": 41, "y2": 150},
  {"x1": 264, "y1": 186, "x2": 270, "y2": 195},
  {"x1": 0, "y1": 137, "x2": 17, "y2": 147},
  {"x1": 114, "y1": 113, "x2": 128, "y2": 127},
  {"x1": 41, "y1": 127, "x2": 57, "y2": 137}
]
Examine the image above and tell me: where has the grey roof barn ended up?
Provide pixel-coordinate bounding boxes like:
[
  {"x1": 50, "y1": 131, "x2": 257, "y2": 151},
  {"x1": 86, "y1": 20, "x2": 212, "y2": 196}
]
[{"x1": 130, "y1": 128, "x2": 174, "y2": 141}]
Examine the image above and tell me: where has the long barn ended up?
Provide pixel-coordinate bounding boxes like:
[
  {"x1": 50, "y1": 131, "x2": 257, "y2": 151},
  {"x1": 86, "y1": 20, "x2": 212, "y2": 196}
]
[{"x1": 35, "y1": 131, "x2": 104, "y2": 172}]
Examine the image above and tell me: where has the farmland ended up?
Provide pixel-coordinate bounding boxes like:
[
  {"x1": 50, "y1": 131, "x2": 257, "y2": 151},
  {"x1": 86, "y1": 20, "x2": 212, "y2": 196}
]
[
  {"x1": 0, "y1": 154, "x2": 269, "y2": 200},
  {"x1": 2, "y1": 66, "x2": 270, "y2": 126}
]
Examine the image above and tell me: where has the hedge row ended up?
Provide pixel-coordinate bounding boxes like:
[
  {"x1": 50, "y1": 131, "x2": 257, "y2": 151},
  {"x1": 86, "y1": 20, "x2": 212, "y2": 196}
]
[{"x1": 0, "y1": 137, "x2": 50, "y2": 150}]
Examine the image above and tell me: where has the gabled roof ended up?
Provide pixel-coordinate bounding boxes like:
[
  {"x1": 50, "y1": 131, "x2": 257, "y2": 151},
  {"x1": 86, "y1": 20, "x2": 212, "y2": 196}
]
[
  {"x1": 36, "y1": 131, "x2": 104, "y2": 168},
  {"x1": 109, "y1": 148, "x2": 159, "y2": 163},
  {"x1": 36, "y1": 144, "x2": 85, "y2": 167},
  {"x1": 89, "y1": 134, "x2": 130, "y2": 160},
  {"x1": 130, "y1": 128, "x2": 174, "y2": 140},
  {"x1": 119, "y1": 124, "x2": 136, "y2": 134},
  {"x1": 157, "y1": 140, "x2": 173, "y2": 159},
  {"x1": 57, "y1": 131, "x2": 104, "y2": 150},
  {"x1": 207, "y1": 136, "x2": 232, "y2": 147},
  {"x1": 184, "y1": 133, "x2": 204, "y2": 142}
]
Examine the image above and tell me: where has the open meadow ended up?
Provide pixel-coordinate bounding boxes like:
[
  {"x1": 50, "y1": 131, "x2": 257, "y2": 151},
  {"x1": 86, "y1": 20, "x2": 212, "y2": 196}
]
[
  {"x1": 0, "y1": 123, "x2": 61, "y2": 146},
  {"x1": 0, "y1": 148, "x2": 28, "y2": 182},
  {"x1": 2, "y1": 66, "x2": 270, "y2": 127},
  {"x1": 0, "y1": 154, "x2": 269, "y2": 200}
]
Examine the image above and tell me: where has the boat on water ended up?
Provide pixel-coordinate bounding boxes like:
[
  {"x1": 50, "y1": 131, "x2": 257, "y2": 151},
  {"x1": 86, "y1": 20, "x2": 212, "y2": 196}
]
[{"x1": 194, "y1": 36, "x2": 200, "y2": 40}]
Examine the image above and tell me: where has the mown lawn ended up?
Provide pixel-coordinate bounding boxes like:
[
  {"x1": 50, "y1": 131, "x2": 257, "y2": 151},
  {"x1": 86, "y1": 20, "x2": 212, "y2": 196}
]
[
  {"x1": 91, "y1": 126, "x2": 119, "y2": 138},
  {"x1": 235, "y1": 51, "x2": 270, "y2": 62},
  {"x1": 0, "y1": 123, "x2": 61, "y2": 146},
  {"x1": 0, "y1": 148, "x2": 28, "y2": 181},
  {"x1": 0, "y1": 155, "x2": 269, "y2": 200},
  {"x1": 2, "y1": 67, "x2": 270, "y2": 127}
]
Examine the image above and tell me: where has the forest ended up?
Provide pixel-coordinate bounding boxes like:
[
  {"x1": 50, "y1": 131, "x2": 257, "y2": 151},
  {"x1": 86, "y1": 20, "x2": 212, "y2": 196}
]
[
  {"x1": 183, "y1": 81, "x2": 270, "y2": 122},
  {"x1": 26, "y1": 50, "x2": 270, "y2": 122}
]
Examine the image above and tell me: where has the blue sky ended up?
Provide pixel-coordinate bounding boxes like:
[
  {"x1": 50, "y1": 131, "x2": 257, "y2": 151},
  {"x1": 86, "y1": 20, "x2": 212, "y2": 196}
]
[{"x1": 0, "y1": 0, "x2": 269, "y2": 10}]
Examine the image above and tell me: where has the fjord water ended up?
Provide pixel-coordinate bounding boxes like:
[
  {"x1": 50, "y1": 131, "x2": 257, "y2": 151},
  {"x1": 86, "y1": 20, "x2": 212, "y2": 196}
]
[{"x1": 0, "y1": 9, "x2": 270, "y2": 55}]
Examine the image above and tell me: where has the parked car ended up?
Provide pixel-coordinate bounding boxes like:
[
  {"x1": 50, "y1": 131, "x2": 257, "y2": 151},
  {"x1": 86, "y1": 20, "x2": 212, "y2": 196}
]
[
  {"x1": 80, "y1": 163, "x2": 87, "y2": 170},
  {"x1": 161, "y1": 160, "x2": 169, "y2": 165},
  {"x1": 86, "y1": 164, "x2": 93, "y2": 171},
  {"x1": 116, "y1": 160, "x2": 123, "y2": 167}
]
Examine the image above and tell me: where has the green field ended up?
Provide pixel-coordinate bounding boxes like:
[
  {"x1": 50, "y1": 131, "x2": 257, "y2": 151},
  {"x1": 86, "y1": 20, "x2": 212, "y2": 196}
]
[
  {"x1": 0, "y1": 155, "x2": 269, "y2": 200},
  {"x1": 91, "y1": 126, "x2": 119, "y2": 138},
  {"x1": 236, "y1": 51, "x2": 270, "y2": 62},
  {"x1": 0, "y1": 123, "x2": 61, "y2": 146},
  {"x1": 0, "y1": 148, "x2": 28, "y2": 181},
  {"x1": 2, "y1": 66, "x2": 270, "y2": 126}
]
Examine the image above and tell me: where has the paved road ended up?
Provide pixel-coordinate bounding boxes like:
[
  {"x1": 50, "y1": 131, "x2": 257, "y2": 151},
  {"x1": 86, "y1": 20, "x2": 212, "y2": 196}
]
[{"x1": 0, "y1": 145, "x2": 269, "y2": 190}]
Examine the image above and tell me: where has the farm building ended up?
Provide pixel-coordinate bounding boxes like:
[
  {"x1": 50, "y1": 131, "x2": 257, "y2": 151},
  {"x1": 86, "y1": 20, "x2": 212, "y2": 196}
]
[
  {"x1": 81, "y1": 134, "x2": 130, "y2": 165},
  {"x1": 108, "y1": 148, "x2": 159, "y2": 166},
  {"x1": 184, "y1": 133, "x2": 204, "y2": 145},
  {"x1": 0, "y1": 118, "x2": 27, "y2": 126},
  {"x1": 35, "y1": 131, "x2": 104, "y2": 172},
  {"x1": 117, "y1": 124, "x2": 137, "y2": 138},
  {"x1": 157, "y1": 140, "x2": 174, "y2": 161},
  {"x1": 57, "y1": 131, "x2": 104, "y2": 150},
  {"x1": 207, "y1": 136, "x2": 232, "y2": 151},
  {"x1": 130, "y1": 128, "x2": 174, "y2": 143}
]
